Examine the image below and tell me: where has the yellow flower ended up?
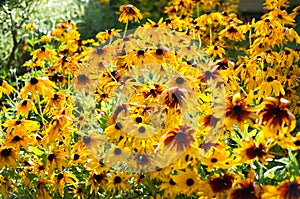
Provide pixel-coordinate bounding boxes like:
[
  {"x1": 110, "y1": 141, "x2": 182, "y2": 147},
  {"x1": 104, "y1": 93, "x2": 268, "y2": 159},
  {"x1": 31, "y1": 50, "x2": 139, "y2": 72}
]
[
  {"x1": 17, "y1": 99, "x2": 38, "y2": 117},
  {"x1": 172, "y1": 169, "x2": 203, "y2": 196},
  {"x1": 30, "y1": 47, "x2": 56, "y2": 61},
  {"x1": 0, "y1": 147, "x2": 20, "y2": 169},
  {"x1": 206, "y1": 45, "x2": 225, "y2": 58},
  {"x1": 25, "y1": 23, "x2": 37, "y2": 30},
  {"x1": 20, "y1": 76, "x2": 57, "y2": 101},
  {"x1": 0, "y1": 78, "x2": 16, "y2": 98},
  {"x1": 262, "y1": 176, "x2": 300, "y2": 199},
  {"x1": 51, "y1": 172, "x2": 78, "y2": 197},
  {"x1": 40, "y1": 35, "x2": 52, "y2": 43},
  {"x1": 235, "y1": 137, "x2": 274, "y2": 165},
  {"x1": 118, "y1": 4, "x2": 143, "y2": 24},
  {"x1": 105, "y1": 171, "x2": 130, "y2": 195}
]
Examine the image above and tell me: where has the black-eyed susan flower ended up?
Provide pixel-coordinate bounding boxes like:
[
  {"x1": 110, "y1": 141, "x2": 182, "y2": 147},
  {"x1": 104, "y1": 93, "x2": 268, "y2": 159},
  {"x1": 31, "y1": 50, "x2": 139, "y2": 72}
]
[
  {"x1": 229, "y1": 178, "x2": 261, "y2": 199},
  {"x1": 160, "y1": 124, "x2": 195, "y2": 152},
  {"x1": 17, "y1": 99, "x2": 38, "y2": 117},
  {"x1": 262, "y1": 176, "x2": 300, "y2": 199},
  {"x1": 159, "y1": 176, "x2": 180, "y2": 198},
  {"x1": 51, "y1": 172, "x2": 78, "y2": 197},
  {"x1": 235, "y1": 137, "x2": 274, "y2": 165},
  {"x1": 30, "y1": 46, "x2": 56, "y2": 61},
  {"x1": 0, "y1": 147, "x2": 20, "y2": 169},
  {"x1": 208, "y1": 172, "x2": 235, "y2": 199},
  {"x1": 225, "y1": 93, "x2": 256, "y2": 131},
  {"x1": 70, "y1": 185, "x2": 84, "y2": 199},
  {"x1": 0, "y1": 175, "x2": 16, "y2": 198},
  {"x1": 46, "y1": 147, "x2": 68, "y2": 174},
  {"x1": 172, "y1": 169, "x2": 203, "y2": 196},
  {"x1": 86, "y1": 171, "x2": 107, "y2": 194},
  {"x1": 105, "y1": 171, "x2": 130, "y2": 195},
  {"x1": 257, "y1": 97, "x2": 296, "y2": 134},
  {"x1": 0, "y1": 78, "x2": 16, "y2": 98},
  {"x1": 20, "y1": 76, "x2": 57, "y2": 101},
  {"x1": 118, "y1": 5, "x2": 143, "y2": 24},
  {"x1": 3, "y1": 118, "x2": 40, "y2": 135},
  {"x1": 207, "y1": 45, "x2": 225, "y2": 58}
]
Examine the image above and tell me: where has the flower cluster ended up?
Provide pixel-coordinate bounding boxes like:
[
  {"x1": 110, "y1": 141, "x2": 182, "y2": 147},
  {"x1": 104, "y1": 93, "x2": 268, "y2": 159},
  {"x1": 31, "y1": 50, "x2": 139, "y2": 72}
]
[{"x1": 0, "y1": 0, "x2": 300, "y2": 198}]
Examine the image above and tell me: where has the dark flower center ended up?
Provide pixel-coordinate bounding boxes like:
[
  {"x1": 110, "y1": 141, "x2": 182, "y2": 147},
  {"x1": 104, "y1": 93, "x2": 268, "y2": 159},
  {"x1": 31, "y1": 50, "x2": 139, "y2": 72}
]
[
  {"x1": 137, "y1": 49, "x2": 145, "y2": 56},
  {"x1": 94, "y1": 174, "x2": 105, "y2": 183},
  {"x1": 169, "y1": 178, "x2": 176, "y2": 185},
  {"x1": 74, "y1": 154, "x2": 80, "y2": 160},
  {"x1": 135, "y1": 117, "x2": 142, "y2": 123},
  {"x1": 1, "y1": 148, "x2": 12, "y2": 157},
  {"x1": 83, "y1": 136, "x2": 91, "y2": 145},
  {"x1": 21, "y1": 100, "x2": 28, "y2": 106},
  {"x1": 38, "y1": 165, "x2": 45, "y2": 170},
  {"x1": 155, "y1": 166, "x2": 162, "y2": 171},
  {"x1": 273, "y1": 106, "x2": 281, "y2": 117},
  {"x1": 96, "y1": 48, "x2": 104, "y2": 55},
  {"x1": 228, "y1": 26, "x2": 237, "y2": 33},
  {"x1": 266, "y1": 76, "x2": 274, "y2": 82},
  {"x1": 176, "y1": 77, "x2": 184, "y2": 84},
  {"x1": 77, "y1": 187, "x2": 83, "y2": 194},
  {"x1": 138, "y1": 126, "x2": 146, "y2": 133},
  {"x1": 113, "y1": 176, "x2": 122, "y2": 184},
  {"x1": 12, "y1": 136, "x2": 22, "y2": 142},
  {"x1": 115, "y1": 122, "x2": 122, "y2": 130},
  {"x1": 30, "y1": 77, "x2": 39, "y2": 85},
  {"x1": 47, "y1": 154, "x2": 55, "y2": 162},
  {"x1": 58, "y1": 173, "x2": 64, "y2": 180},
  {"x1": 156, "y1": 48, "x2": 163, "y2": 55},
  {"x1": 232, "y1": 104, "x2": 242, "y2": 115},
  {"x1": 114, "y1": 148, "x2": 122, "y2": 155},
  {"x1": 52, "y1": 94, "x2": 59, "y2": 100},
  {"x1": 15, "y1": 120, "x2": 22, "y2": 125},
  {"x1": 214, "y1": 46, "x2": 218, "y2": 50},
  {"x1": 294, "y1": 140, "x2": 300, "y2": 146},
  {"x1": 211, "y1": 158, "x2": 218, "y2": 163},
  {"x1": 186, "y1": 178, "x2": 194, "y2": 186}
]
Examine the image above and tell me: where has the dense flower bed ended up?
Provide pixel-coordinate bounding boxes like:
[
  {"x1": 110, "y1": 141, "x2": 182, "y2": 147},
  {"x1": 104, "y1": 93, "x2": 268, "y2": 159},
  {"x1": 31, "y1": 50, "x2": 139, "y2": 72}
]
[{"x1": 0, "y1": 0, "x2": 300, "y2": 198}]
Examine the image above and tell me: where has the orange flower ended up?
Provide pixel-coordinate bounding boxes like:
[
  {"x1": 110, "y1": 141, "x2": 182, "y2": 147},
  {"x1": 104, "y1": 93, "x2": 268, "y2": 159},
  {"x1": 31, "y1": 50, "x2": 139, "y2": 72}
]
[
  {"x1": 118, "y1": 5, "x2": 143, "y2": 24},
  {"x1": 257, "y1": 97, "x2": 296, "y2": 133},
  {"x1": 20, "y1": 76, "x2": 57, "y2": 101}
]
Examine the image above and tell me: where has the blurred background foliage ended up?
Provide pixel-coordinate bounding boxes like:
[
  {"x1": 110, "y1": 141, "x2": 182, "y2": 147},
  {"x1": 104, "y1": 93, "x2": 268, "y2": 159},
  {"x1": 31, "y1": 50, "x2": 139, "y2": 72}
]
[
  {"x1": 0, "y1": 0, "x2": 168, "y2": 81},
  {"x1": 0, "y1": 0, "x2": 298, "y2": 81}
]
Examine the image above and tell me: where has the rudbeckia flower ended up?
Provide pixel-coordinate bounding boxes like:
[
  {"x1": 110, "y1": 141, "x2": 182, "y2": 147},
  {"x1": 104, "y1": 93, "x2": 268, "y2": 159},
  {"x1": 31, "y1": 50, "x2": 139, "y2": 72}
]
[
  {"x1": 262, "y1": 176, "x2": 300, "y2": 199},
  {"x1": 51, "y1": 172, "x2": 78, "y2": 197},
  {"x1": 257, "y1": 97, "x2": 296, "y2": 134},
  {"x1": 46, "y1": 146, "x2": 68, "y2": 174},
  {"x1": 118, "y1": 5, "x2": 143, "y2": 24},
  {"x1": 208, "y1": 172, "x2": 235, "y2": 199},
  {"x1": 225, "y1": 93, "x2": 256, "y2": 131},
  {"x1": 30, "y1": 46, "x2": 56, "y2": 61},
  {"x1": 160, "y1": 124, "x2": 195, "y2": 152},
  {"x1": 0, "y1": 147, "x2": 20, "y2": 169},
  {"x1": 17, "y1": 99, "x2": 38, "y2": 117},
  {"x1": 0, "y1": 78, "x2": 16, "y2": 98},
  {"x1": 105, "y1": 171, "x2": 130, "y2": 196},
  {"x1": 172, "y1": 169, "x2": 203, "y2": 196},
  {"x1": 229, "y1": 178, "x2": 261, "y2": 199},
  {"x1": 0, "y1": 175, "x2": 16, "y2": 198},
  {"x1": 86, "y1": 171, "x2": 107, "y2": 194},
  {"x1": 235, "y1": 138, "x2": 274, "y2": 165},
  {"x1": 20, "y1": 76, "x2": 57, "y2": 101},
  {"x1": 159, "y1": 176, "x2": 180, "y2": 198}
]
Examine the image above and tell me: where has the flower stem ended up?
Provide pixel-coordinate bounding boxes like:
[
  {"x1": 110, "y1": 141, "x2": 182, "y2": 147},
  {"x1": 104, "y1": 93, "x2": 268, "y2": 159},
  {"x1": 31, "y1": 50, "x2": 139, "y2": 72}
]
[{"x1": 123, "y1": 22, "x2": 129, "y2": 38}]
